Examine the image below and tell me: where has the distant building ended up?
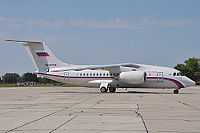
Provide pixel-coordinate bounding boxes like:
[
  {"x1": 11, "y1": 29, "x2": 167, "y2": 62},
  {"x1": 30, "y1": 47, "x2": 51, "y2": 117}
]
[{"x1": 17, "y1": 81, "x2": 37, "y2": 86}]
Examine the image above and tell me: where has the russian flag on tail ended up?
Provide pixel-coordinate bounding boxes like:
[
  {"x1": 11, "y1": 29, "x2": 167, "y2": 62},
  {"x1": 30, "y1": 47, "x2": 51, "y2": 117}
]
[{"x1": 36, "y1": 51, "x2": 50, "y2": 57}]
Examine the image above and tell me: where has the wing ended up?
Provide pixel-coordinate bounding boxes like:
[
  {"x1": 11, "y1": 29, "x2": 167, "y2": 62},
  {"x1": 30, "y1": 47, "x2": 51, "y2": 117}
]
[
  {"x1": 63, "y1": 63, "x2": 140, "y2": 73},
  {"x1": 81, "y1": 63, "x2": 140, "y2": 87}
]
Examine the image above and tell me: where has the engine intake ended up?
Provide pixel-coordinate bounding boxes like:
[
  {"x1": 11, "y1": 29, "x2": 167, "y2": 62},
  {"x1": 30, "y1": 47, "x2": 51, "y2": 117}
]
[{"x1": 119, "y1": 71, "x2": 146, "y2": 84}]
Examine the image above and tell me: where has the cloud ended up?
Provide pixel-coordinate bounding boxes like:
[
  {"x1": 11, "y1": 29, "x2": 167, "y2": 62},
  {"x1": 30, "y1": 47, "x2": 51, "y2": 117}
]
[
  {"x1": 0, "y1": 17, "x2": 22, "y2": 28},
  {"x1": 0, "y1": 16, "x2": 198, "y2": 30},
  {"x1": 163, "y1": 18, "x2": 199, "y2": 27},
  {"x1": 0, "y1": 17, "x2": 67, "y2": 29},
  {"x1": 25, "y1": 19, "x2": 67, "y2": 28},
  {"x1": 70, "y1": 18, "x2": 138, "y2": 29},
  {"x1": 70, "y1": 17, "x2": 199, "y2": 29},
  {"x1": 19, "y1": 5, "x2": 28, "y2": 9}
]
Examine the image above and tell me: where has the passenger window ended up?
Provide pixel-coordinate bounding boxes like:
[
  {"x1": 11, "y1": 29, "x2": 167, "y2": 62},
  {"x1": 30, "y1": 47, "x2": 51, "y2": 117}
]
[
  {"x1": 100, "y1": 73, "x2": 101, "y2": 76},
  {"x1": 80, "y1": 73, "x2": 82, "y2": 76},
  {"x1": 90, "y1": 73, "x2": 92, "y2": 76},
  {"x1": 93, "y1": 73, "x2": 95, "y2": 76}
]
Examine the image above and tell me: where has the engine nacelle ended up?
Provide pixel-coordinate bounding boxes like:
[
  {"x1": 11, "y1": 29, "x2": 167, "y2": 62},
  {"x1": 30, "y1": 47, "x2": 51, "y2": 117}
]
[{"x1": 119, "y1": 71, "x2": 146, "y2": 84}]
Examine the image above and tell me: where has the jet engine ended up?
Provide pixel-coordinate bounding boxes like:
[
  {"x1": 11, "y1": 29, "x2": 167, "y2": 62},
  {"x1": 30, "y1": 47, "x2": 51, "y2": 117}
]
[{"x1": 119, "y1": 71, "x2": 146, "y2": 84}]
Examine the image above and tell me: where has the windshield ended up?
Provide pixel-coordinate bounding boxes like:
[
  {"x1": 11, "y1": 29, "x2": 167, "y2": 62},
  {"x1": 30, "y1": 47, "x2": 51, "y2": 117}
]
[{"x1": 173, "y1": 72, "x2": 184, "y2": 76}]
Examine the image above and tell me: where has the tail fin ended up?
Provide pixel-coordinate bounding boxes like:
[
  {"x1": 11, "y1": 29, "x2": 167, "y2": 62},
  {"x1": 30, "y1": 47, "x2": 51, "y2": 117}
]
[{"x1": 5, "y1": 40, "x2": 69, "y2": 71}]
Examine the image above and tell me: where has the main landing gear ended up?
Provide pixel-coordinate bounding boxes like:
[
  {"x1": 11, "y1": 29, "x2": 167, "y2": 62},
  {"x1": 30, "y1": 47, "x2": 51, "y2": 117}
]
[
  {"x1": 109, "y1": 87, "x2": 116, "y2": 93},
  {"x1": 173, "y1": 89, "x2": 179, "y2": 94},
  {"x1": 100, "y1": 86, "x2": 116, "y2": 93},
  {"x1": 100, "y1": 86, "x2": 108, "y2": 93},
  {"x1": 100, "y1": 83, "x2": 116, "y2": 93}
]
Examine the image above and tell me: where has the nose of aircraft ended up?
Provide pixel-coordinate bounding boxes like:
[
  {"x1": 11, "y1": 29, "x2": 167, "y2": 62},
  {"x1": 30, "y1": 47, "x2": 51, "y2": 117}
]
[{"x1": 184, "y1": 77, "x2": 196, "y2": 87}]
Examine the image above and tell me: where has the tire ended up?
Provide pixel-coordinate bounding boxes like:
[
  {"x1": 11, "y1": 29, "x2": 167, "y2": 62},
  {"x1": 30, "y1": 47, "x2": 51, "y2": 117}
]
[
  {"x1": 173, "y1": 89, "x2": 179, "y2": 94},
  {"x1": 109, "y1": 87, "x2": 116, "y2": 93},
  {"x1": 100, "y1": 87, "x2": 108, "y2": 93}
]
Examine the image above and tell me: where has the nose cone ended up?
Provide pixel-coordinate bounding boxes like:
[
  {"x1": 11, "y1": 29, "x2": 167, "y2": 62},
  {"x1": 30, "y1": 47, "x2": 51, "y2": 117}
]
[{"x1": 184, "y1": 77, "x2": 196, "y2": 87}]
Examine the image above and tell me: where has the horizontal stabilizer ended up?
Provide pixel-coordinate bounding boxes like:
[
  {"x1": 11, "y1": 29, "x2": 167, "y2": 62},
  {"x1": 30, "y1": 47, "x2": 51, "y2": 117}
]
[{"x1": 5, "y1": 40, "x2": 43, "y2": 44}]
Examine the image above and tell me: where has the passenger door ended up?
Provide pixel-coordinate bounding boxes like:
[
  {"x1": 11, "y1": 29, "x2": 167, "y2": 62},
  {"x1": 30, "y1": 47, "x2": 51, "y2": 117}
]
[{"x1": 157, "y1": 72, "x2": 163, "y2": 82}]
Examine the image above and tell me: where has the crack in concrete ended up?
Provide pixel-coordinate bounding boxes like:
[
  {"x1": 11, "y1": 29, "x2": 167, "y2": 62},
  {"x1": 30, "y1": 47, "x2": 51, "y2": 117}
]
[
  {"x1": 5, "y1": 94, "x2": 101, "y2": 133},
  {"x1": 0, "y1": 104, "x2": 38, "y2": 115},
  {"x1": 135, "y1": 104, "x2": 149, "y2": 133},
  {"x1": 49, "y1": 115, "x2": 77, "y2": 133},
  {"x1": 160, "y1": 95, "x2": 200, "y2": 111},
  {"x1": 89, "y1": 100, "x2": 104, "y2": 108}
]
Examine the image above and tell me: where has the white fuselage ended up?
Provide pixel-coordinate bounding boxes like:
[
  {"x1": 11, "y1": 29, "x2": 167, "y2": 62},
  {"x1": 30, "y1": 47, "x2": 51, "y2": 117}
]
[{"x1": 36, "y1": 64, "x2": 195, "y2": 89}]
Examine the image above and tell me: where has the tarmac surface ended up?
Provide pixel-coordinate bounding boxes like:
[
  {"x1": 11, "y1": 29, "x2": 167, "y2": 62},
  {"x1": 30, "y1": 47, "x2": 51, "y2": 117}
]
[{"x1": 0, "y1": 86, "x2": 199, "y2": 133}]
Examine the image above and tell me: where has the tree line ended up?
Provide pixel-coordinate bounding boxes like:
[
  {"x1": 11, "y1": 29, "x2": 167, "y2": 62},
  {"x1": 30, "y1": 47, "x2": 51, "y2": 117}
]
[
  {"x1": 0, "y1": 72, "x2": 57, "y2": 84},
  {"x1": 0, "y1": 57, "x2": 199, "y2": 84}
]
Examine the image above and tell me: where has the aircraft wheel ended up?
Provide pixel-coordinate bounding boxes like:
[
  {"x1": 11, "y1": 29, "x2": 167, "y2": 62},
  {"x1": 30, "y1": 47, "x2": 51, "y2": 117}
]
[
  {"x1": 100, "y1": 87, "x2": 108, "y2": 93},
  {"x1": 109, "y1": 87, "x2": 116, "y2": 93},
  {"x1": 173, "y1": 89, "x2": 179, "y2": 94}
]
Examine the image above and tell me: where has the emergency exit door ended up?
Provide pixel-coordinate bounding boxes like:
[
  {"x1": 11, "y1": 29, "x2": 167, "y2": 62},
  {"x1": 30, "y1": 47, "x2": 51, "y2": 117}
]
[{"x1": 64, "y1": 72, "x2": 70, "y2": 82}]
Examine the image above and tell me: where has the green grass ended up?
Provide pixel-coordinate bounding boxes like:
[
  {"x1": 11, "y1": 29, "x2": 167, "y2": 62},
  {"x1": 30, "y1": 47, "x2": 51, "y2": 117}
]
[{"x1": 0, "y1": 83, "x2": 18, "y2": 87}]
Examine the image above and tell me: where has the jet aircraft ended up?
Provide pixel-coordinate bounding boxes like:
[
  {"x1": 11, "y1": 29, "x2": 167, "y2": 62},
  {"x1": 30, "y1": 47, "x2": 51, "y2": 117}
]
[{"x1": 5, "y1": 40, "x2": 196, "y2": 94}]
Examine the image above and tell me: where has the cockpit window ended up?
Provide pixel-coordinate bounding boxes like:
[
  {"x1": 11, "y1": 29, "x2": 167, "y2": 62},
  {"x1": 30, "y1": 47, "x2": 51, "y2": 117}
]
[
  {"x1": 179, "y1": 72, "x2": 184, "y2": 76},
  {"x1": 173, "y1": 72, "x2": 184, "y2": 76}
]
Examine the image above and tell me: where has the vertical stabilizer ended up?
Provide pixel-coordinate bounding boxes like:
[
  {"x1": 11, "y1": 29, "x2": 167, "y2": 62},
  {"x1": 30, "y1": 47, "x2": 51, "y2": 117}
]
[{"x1": 5, "y1": 40, "x2": 69, "y2": 71}]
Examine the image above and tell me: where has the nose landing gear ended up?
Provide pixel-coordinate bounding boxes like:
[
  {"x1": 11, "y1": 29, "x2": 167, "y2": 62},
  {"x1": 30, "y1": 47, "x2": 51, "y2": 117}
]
[{"x1": 173, "y1": 89, "x2": 179, "y2": 94}]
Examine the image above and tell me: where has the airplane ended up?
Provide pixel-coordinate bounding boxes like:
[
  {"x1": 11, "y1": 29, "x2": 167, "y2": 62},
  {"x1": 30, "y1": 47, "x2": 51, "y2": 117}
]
[{"x1": 5, "y1": 40, "x2": 196, "y2": 94}]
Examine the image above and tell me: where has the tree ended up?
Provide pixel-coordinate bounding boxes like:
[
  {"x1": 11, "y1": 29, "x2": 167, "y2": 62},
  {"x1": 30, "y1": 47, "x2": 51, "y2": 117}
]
[
  {"x1": 2, "y1": 73, "x2": 20, "y2": 83},
  {"x1": 0, "y1": 76, "x2": 2, "y2": 83},
  {"x1": 175, "y1": 58, "x2": 200, "y2": 82},
  {"x1": 19, "y1": 73, "x2": 38, "y2": 82},
  {"x1": 38, "y1": 77, "x2": 58, "y2": 84}
]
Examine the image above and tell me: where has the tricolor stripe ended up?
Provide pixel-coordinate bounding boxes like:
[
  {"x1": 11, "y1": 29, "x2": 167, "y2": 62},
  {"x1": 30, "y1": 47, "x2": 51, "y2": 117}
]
[
  {"x1": 147, "y1": 77, "x2": 184, "y2": 88},
  {"x1": 35, "y1": 73, "x2": 185, "y2": 88},
  {"x1": 36, "y1": 51, "x2": 50, "y2": 57},
  {"x1": 164, "y1": 78, "x2": 184, "y2": 88}
]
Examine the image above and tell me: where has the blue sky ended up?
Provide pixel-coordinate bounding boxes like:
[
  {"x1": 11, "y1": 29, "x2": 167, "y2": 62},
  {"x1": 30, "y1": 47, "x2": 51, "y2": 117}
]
[{"x1": 0, "y1": 0, "x2": 200, "y2": 76}]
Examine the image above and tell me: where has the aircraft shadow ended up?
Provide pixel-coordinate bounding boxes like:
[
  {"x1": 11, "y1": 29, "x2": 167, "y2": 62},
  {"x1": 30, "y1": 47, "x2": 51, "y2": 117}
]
[
  {"x1": 50, "y1": 91, "x2": 194, "y2": 95},
  {"x1": 125, "y1": 91, "x2": 195, "y2": 94}
]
